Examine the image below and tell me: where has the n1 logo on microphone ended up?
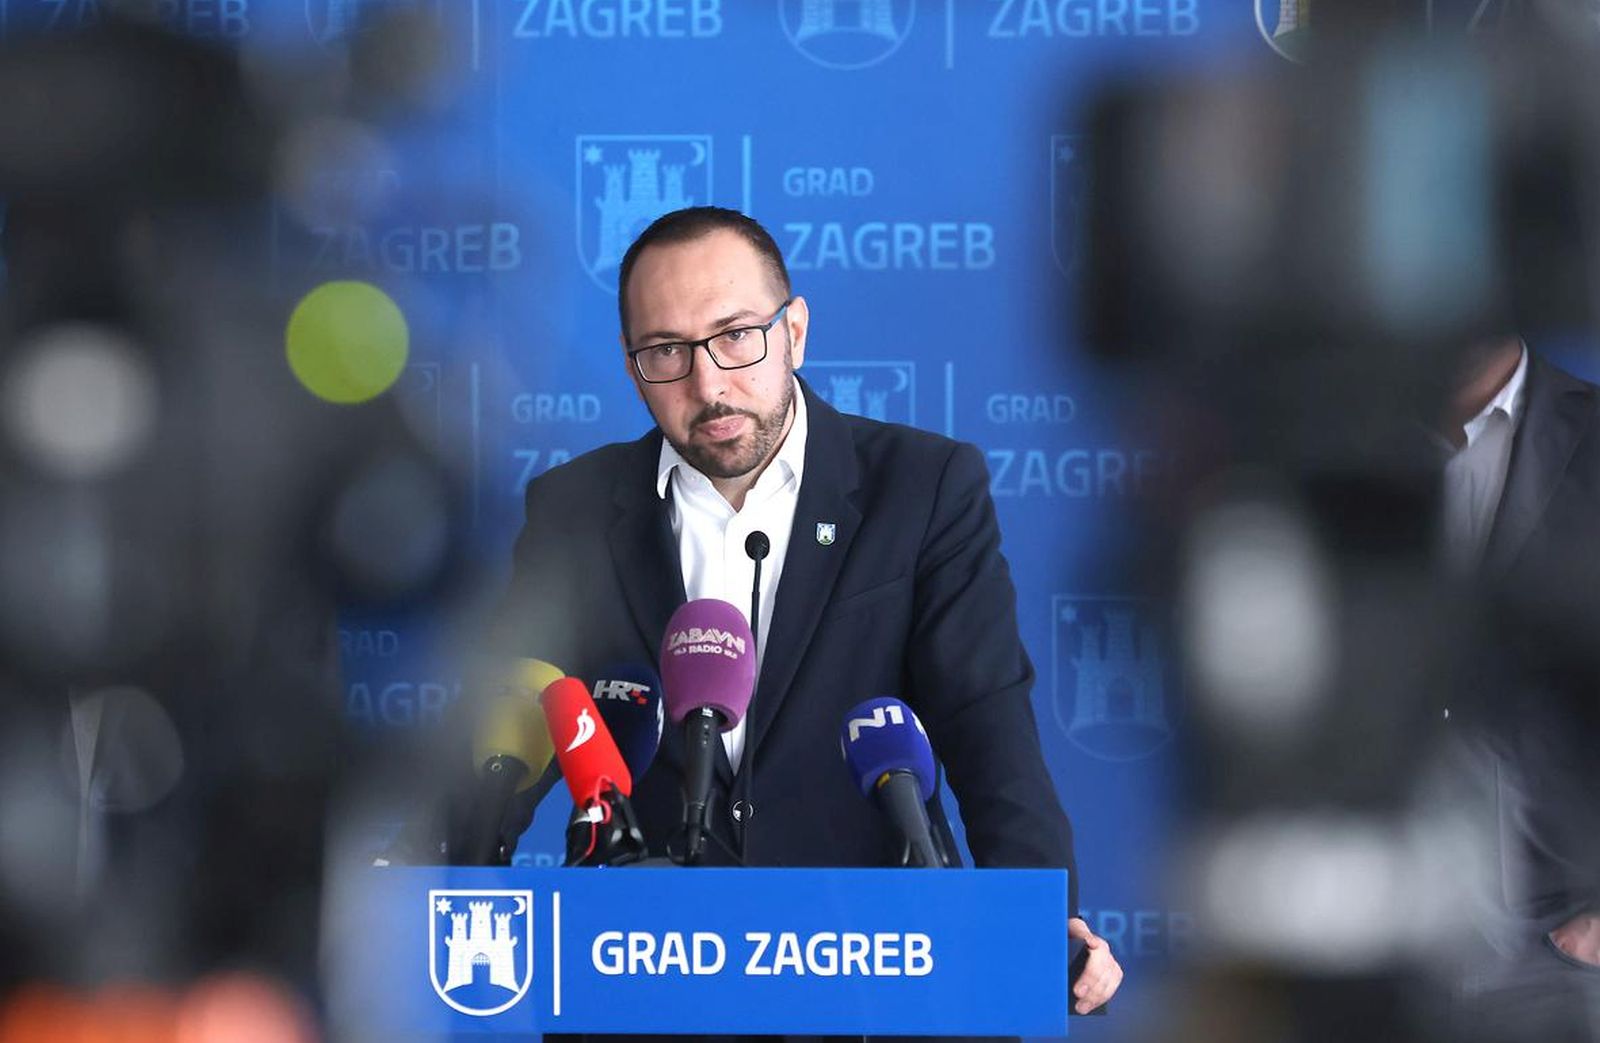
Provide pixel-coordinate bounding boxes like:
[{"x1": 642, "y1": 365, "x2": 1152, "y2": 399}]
[
  {"x1": 594, "y1": 679, "x2": 651, "y2": 705},
  {"x1": 845, "y1": 703, "x2": 926, "y2": 743},
  {"x1": 566, "y1": 708, "x2": 597, "y2": 752}
]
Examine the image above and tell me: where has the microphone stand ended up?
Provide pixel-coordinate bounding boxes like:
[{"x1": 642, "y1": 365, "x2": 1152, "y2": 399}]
[
  {"x1": 465, "y1": 755, "x2": 529, "y2": 866},
  {"x1": 744, "y1": 531, "x2": 768, "y2": 657},
  {"x1": 565, "y1": 784, "x2": 647, "y2": 867},
  {"x1": 739, "y1": 531, "x2": 770, "y2": 857},
  {"x1": 876, "y1": 769, "x2": 944, "y2": 869}
]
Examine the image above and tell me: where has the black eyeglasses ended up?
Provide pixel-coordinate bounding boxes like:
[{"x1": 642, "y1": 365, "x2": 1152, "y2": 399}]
[{"x1": 627, "y1": 299, "x2": 793, "y2": 384}]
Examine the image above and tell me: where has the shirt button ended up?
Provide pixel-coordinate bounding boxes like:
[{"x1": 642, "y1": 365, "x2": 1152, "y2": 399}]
[{"x1": 731, "y1": 800, "x2": 755, "y2": 824}]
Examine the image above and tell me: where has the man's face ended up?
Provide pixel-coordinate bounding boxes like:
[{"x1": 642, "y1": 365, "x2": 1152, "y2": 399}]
[{"x1": 621, "y1": 230, "x2": 808, "y2": 482}]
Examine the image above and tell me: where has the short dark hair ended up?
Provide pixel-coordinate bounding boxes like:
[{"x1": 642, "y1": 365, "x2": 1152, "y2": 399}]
[{"x1": 617, "y1": 206, "x2": 791, "y2": 341}]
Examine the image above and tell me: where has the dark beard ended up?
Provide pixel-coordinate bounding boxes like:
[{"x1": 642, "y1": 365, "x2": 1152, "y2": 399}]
[{"x1": 668, "y1": 370, "x2": 796, "y2": 482}]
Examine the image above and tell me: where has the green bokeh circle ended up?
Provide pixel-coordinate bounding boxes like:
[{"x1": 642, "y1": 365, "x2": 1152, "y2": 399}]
[{"x1": 286, "y1": 280, "x2": 409, "y2": 404}]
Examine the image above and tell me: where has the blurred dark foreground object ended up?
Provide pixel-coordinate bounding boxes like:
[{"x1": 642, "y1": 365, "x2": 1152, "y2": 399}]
[
  {"x1": 0, "y1": 14, "x2": 463, "y2": 1014},
  {"x1": 1077, "y1": 14, "x2": 1600, "y2": 1043}
]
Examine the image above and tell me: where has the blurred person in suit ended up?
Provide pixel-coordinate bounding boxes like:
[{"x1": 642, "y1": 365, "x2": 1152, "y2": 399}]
[{"x1": 1434, "y1": 334, "x2": 1600, "y2": 1042}]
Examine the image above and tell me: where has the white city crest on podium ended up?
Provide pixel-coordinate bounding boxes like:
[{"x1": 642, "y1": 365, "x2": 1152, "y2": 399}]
[{"x1": 428, "y1": 889, "x2": 534, "y2": 1016}]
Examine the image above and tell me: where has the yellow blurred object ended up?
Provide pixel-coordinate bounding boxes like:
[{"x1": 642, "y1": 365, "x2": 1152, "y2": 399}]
[
  {"x1": 472, "y1": 657, "x2": 563, "y2": 787},
  {"x1": 285, "y1": 280, "x2": 409, "y2": 405}
]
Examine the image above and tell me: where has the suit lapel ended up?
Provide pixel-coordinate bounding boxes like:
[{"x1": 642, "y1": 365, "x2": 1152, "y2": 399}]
[
  {"x1": 744, "y1": 379, "x2": 862, "y2": 763},
  {"x1": 1483, "y1": 353, "x2": 1596, "y2": 576},
  {"x1": 606, "y1": 431, "x2": 733, "y2": 783},
  {"x1": 607, "y1": 431, "x2": 686, "y2": 656}
]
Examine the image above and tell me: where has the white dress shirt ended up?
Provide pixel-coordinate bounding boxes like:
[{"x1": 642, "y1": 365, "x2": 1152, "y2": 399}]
[
  {"x1": 656, "y1": 380, "x2": 807, "y2": 772},
  {"x1": 1439, "y1": 346, "x2": 1528, "y2": 573}
]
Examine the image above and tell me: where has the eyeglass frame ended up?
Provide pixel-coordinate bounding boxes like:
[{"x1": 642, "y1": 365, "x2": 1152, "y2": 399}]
[{"x1": 625, "y1": 297, "x2": 795, "y2": 384}]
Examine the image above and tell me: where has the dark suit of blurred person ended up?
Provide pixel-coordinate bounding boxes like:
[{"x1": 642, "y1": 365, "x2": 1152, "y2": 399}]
[{"x1": 1440, "y1": 340, "x2": 1600, "y2": 1042}]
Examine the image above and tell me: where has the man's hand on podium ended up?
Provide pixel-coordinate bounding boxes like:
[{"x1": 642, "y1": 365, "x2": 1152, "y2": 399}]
[
  {"x1": 1069, "y1": 917, "x2": 1123, "y2": 1014},
  {"x1": 1549, "y1": 912, "x2": 1600, "y2": 966}
]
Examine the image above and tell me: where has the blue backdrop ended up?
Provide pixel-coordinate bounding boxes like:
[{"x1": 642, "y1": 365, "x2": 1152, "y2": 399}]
[{"x1": 0, "y1": 1, "x2": 1367, "y2": 1037}]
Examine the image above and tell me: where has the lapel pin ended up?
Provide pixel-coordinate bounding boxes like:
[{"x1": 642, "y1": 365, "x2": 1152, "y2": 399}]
[{"x1": 815, "y1": 522, "x2": 836, "y2": 546}]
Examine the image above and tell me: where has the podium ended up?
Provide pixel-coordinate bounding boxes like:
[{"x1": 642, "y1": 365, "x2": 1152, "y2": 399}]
[{"x1": 326, "y1": 866, "x2": 1073, "y2": 1037}]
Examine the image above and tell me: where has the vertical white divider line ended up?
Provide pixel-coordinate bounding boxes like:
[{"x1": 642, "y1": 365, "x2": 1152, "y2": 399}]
[
  {"x1": 742, "y1": 135, "x2": 754, "y2": 214},
  {"x1": 552, "y1": 891, "x2": 563, "y2": 1016},
  {"x1": 944, "y1": 362, "x2": 956, "y2": 436}
]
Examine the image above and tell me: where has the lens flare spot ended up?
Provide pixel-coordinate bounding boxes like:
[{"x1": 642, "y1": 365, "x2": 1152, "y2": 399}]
[{"x1": 286, "y1": 280, "x2": 408, "y2": 404}]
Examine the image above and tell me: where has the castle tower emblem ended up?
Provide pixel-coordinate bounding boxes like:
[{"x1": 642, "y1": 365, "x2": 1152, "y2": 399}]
[
  {"x1": 810, "y1": 362, "x2": 916, "y2": 425},
  {"x1": 592, "y1": 149, "x2": 693, "y2": 271},
  {"x1": 443, "y1": 902, "x2": 520, "y2": 992},
  {"x1": 1052, "y1": 598, "x2": 1173, "y2": 761},
  {"x1": 780, "y1": 0, "x2": 916, "y2": 71},
  {"x1": 795, "y1": 0, "x2": 899, "y2": 41},
  {"x1": 1255, "y1": 0, "x2": 1310, "y2": 62},
  {"x1": 429, "y1": 890, "x2": 534, "y2": 1017},
  {"x1": 828, "y1": 375, "x2": 864, "y2": 415},
  {"x1": 577, "y1": 136, "x2": 712, "y2": 290}
]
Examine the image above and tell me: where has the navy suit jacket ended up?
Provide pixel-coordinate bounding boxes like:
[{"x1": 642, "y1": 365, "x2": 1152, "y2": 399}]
[{"x1": 497, "y1": 377, "x2": 1077, "y2": 901}]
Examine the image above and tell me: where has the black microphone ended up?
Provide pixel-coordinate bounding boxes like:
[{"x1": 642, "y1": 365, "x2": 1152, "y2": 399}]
[
  {"x1": 591, "y1": 663, "x2": 665, "y2": 783},
  {"x1": 744, "y1": 530, "x2": 769, "y2": 658},
  {"x1": 840, "y1": 697, "x2": 943, "y2": 868}
]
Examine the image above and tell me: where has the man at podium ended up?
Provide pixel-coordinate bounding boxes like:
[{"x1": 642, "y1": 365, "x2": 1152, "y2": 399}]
[{"x1": 495, "y1": 206, "x2": 1123, "y2": 1022}]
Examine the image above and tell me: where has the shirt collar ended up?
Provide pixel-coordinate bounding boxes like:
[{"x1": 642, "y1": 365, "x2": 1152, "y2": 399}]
[
  {"x1": 656, "y1": 377, "x2": 809, "y2": 500},
  {"x1": 1460, "y1": 342, "x2": 1528, "y2": 449}
]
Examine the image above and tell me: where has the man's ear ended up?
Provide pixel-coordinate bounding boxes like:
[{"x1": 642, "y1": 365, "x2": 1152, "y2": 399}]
[{"x1": 786, "y1": 295, "x2": 809, "y2": 370}]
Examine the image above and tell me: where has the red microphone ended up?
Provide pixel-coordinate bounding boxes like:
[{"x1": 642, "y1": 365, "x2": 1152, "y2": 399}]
[{"x1": 541, "y1": 677, "x2": 632, "y2": 813}]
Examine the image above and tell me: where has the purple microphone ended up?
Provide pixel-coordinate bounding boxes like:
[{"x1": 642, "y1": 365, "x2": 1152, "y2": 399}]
[{"x1": 659, "y1": 598, "x2": 756, "y2": 864}]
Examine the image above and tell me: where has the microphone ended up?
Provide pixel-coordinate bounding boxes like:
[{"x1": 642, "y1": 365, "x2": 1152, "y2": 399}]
[
  {"x1": 840, "y1": 696, "x2": 943, "y2": 868},
  {"x1": 462, "y1": 658, "x2": 562, "y2": 865},
  {"x1": 659, "y1": 598, "x2": 757, "y2": 865},
  {"x1": 591, "y1": 663, "x2": 666, "y2": 782},
  {"x1": 541, "y1": 677, "x2": 645, "y2": 866},
  {"x1": 744, "y1": 531, "x2": 769, "y2": 658}
]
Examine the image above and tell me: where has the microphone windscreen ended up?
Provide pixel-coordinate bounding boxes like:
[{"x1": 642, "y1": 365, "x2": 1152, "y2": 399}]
[
  {"x1": 473, "y1": 658, "x2": 561, "y2": 791},
  {"x1": 591, "y1": 662, "x2": 665, "y2": 781},
  {"x1": 840, "y1": 696, "x2": 937, "y2": 802},
  {"x1": 659, "y1": 598, "x2": 757, "y2": 728},
  {"x1": 542, "y1": 676, "x2": 632, "y2": 807}
]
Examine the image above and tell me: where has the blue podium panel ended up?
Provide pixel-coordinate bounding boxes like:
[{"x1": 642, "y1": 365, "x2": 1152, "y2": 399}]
[{"x1": 328, "y1": 866, "x2": 1071, "y2": 1037}]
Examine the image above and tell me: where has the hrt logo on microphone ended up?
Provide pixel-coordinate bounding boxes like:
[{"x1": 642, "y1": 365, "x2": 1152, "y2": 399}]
[{"x1": 594, "y1": 679, "x2": 651, "y2": 705}]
